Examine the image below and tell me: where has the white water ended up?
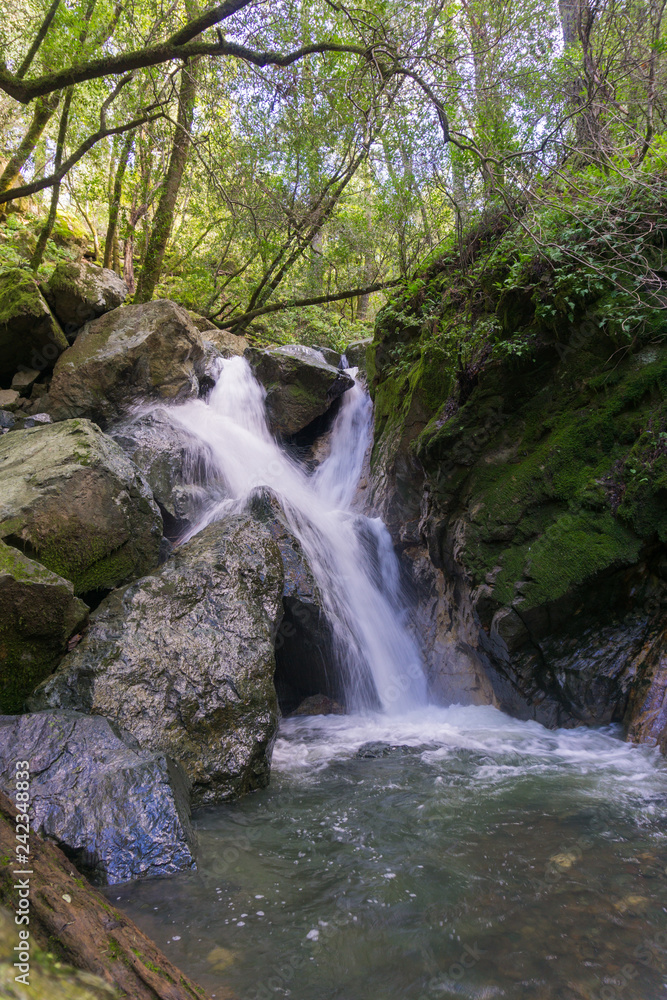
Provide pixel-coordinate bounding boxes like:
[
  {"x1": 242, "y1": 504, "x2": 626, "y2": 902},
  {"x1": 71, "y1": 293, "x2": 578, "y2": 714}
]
[{"x1": 164, "y1": 355, "x2": 428, "y2": 713}]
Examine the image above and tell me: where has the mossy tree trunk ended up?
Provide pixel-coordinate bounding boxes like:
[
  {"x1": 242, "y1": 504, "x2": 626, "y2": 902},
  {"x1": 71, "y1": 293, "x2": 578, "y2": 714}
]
[
  {"x1": 103, "y1": 128, "x2": 134, "y2": 270},
  {"x1": 134, "y1": 59, "x2": 198, "y2": 303},
  {"x1": 0, "y1": 790, "x2": 226, "y2": 1000},
  {"x1": 0, "y1": 95, "x2": 59, "y2": 211}
]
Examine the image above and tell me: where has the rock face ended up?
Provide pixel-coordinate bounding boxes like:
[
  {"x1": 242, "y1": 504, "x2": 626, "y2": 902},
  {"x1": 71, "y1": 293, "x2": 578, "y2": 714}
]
[
  {"x1": 112, "y1": 408, "x2": 211, "y2": 537},
  {"x1": 48, "y1": 300, "x2": 208, "y2": 426},
  {"x1": 47, "y1": 260, "x2": 128, "y2": 338},
  {"x1": 0, "y1": 541, "x2": 88, "y2": 713},
  {"x1": 0, "y1": 268, "x2": 68, "y2": 385},
  {"x1": 30, "y1": 514, "x2": 284, "y2": 805},
  {"x1": 0, "y1": 711, "x2": 195, "y2": 884},
  {"x1": 367, "y1": 229, "x2": 667, "y2": 748},
  {"x1": 246, "y1": 344, "x2": 354, "y2": 435},
  {"x1": 249, "y1": 489, "x2": 338, "y2": 712},
  {"x1": 343, "y1": 337, "x2": 372, "y2": 370},
  {"x1": 0, "y1": 419, "x2": 162, "y2": 593}
]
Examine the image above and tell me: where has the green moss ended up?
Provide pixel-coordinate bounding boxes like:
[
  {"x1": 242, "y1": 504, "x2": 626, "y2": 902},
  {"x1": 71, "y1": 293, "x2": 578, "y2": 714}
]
[{"x1": 369, "y1": 181, "x2": 667, "y2": 618}]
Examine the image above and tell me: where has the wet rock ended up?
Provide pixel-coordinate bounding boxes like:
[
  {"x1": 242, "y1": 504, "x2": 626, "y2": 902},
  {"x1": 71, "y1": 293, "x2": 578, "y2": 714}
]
[
  {"x1": 293, "y1": 694, "x2": 345, "y2": 715},
  {"x1": 248, "y1": 489, "x2": 339, "y2": 712},
  {"x1": 315, "y1": 346, "x2": 342, "y2": 367},
  {"x1": 625, "y1": 625, "x2": 667, "y2": 752},
  {"x1": 0, "y1": 268, "x2": 68, "y2": 384},
  {"x1": 0, "y1": 419, "x2": 162, "y2": 593},
  {"x1": 48, "y1": 300, "x2": 207, "y2": 426},
  {"x1": 112, "y1": 408, "x2": 212, "y2": 537},
  {"x1": 0, "y1": 540, "x2": 88, "y2": 714},
  {"x1": 46, "y1": 260, "x2": 128, "y2": 339},
  {"x1": 30, "y1": 514, "x2": 284, "y2": 805},
  {"x1": 343, "y1": 338, "x2": 372, "y2": 370},
  {"x1": 245, "y1": 344, "x2": 354, "y2": 436},
  {"x1": 0, "y1": 711, "x2": 195, "y2": 884}
]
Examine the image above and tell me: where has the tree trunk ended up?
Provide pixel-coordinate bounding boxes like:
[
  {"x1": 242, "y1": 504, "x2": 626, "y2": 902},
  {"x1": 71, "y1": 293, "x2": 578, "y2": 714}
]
[
  {"x1": 104, "y1": 129, "x2": 134, "y2": 269},
  {"x1": 134, "y1": 60, "x2": 198, "y2": 303},
  {"x1": 0, "y1": 95, "x2": 59, "y2": 209},
  {"x1": 30, "y1": 88, "x2": 74, "y2": 269},
  {"x1": 0, "y1": 790, "x2": 226, "y2": 1000}
]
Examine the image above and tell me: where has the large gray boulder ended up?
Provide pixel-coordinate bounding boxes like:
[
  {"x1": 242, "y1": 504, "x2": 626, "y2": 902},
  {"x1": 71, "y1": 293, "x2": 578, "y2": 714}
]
[
  {"x1": 245, "y1": 344, "x2": 353, "y2": 436},
  {"x1": 0, "y1": 540, "x2": 88, "y2": 714},
  {"x1": 0, "y1": 419, "x2": 162, "y2": 593},
  {"x1": 30, "y1": 514, "x2": 284, "y2": 805},
  {"x1": 0, "y1": 268, "x2": 68, "y2": 384},
  {"x1": 112, "y1": 408, "x2": 213, "y2": 536},
  {"x1": 0, "y1": 711, "x2": 195, "y2": 884},
  {"x1": 343, "y1": 338, "x2": 372, "y2": 370},
  {"x1": 48, "y1": 300, "x2": 208, "y2": 426},
  {"x1": 47, "y1": 259, "x2": 128, "y2": 337}
]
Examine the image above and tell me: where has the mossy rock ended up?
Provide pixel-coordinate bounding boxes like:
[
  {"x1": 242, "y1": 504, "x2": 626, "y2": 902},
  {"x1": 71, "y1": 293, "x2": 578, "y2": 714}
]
[
  {"x1": 47, "y1": 260, "x2": 128, "y2": 337},
  {"x1": 246, "y1": 344, "x2": 354, "y2": 435},
  {"x1": 0, "y1": 419, "x2": 162, "y2": 594},
  {"x1": 0, "y1": 268, "x2": 67, "y2": 385},
  {"x1": 0, "y1": 540, "x2": 88, "y2": 713}
]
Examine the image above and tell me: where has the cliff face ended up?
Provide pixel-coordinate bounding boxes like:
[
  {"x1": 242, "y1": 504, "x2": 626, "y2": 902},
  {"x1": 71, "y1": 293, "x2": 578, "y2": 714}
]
[{"x1": 367, "y1": 192, "x2": 667, "y2": 748}]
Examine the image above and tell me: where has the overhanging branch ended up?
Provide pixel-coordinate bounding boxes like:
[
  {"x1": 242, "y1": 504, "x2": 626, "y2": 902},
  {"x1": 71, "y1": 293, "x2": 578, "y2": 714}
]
[{"x1": 218, "y1": 279, "x2": 401, "y2": 329}]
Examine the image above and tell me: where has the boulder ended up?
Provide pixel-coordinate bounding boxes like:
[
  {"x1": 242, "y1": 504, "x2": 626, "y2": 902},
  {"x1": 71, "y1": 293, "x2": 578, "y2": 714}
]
[
  {"x1": 343, "y1": 338, "x2": 372, "y2": 370},
  {"x1": 48, "y1": 299, "x2": 208, "y2": 426},
  {"x1": 10, "y1": 366, "x2": 40, "y2": 396},
  {"x1": 0, "y1": 268, "x2": 68, "y2": 385},
  {"x1": 112, "y1": 408, "x2": 212, "y2": 537},
  {"x1": 0, "y1": 791, "x2": 213, "y2": 1000},
  {"x1": 0, "y1": 389, "x2": 19, "y2": 410},
  {"x1": 47, "y1": 259, "x2": 128, "y2": 338},
  {"x1": 245, "y1": 344, "x2": 354, "y2": 436},
  {"x1": 0, "y1": 540, "x2": 88, "y2": 713},
  {"x1": 249, "y1": 489, "x2": 338, "y2": 712},
  {"x1": 204, "y1": 328, "x2": 249, "y2": 358},
  {"x1": 0, "y1": 711, "x2": 195, "y2": 884},
  {"x1": 314, "y1": 346, "x2": 342, "y2": 367},
  {"x1": 30, "y1": 514, "x2": 284, "y2": 805},
  {"x1": 0, "y1": 419, "x2": 162, "y2": 593}
]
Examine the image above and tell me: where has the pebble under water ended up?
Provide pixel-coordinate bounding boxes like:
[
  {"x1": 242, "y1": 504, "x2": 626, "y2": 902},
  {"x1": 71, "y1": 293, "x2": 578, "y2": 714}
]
[{"x1": 111, "y1": 706, "x2": 667, "y2": 1000}]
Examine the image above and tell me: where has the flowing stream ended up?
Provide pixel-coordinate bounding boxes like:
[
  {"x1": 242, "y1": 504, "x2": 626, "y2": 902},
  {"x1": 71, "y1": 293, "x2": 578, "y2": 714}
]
[{"x1": 112, "y1": 357, "x2": 667, "y2": 1000}]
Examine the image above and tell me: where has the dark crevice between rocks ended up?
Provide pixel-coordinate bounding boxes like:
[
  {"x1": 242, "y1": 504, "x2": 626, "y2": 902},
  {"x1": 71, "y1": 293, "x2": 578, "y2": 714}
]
[
  {"x1": 273, "y1": 597, "x2": 344, "y2": 715},
  {"x1": 283, "y1": 396, "x2": 342, "y2": 466}
]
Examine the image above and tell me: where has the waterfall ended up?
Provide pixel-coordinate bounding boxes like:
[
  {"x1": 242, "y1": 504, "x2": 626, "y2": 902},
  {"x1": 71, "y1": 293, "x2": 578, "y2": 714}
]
[{"x1": 164, "y1": 355, "x2": 428, "y2": 714}]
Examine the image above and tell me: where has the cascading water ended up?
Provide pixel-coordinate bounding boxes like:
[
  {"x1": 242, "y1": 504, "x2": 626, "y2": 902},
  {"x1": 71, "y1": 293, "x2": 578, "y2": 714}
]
[
  {"x1": 163, "y1": 354, "x2": 428, "y2": 714},
  {"x1": 114, "y1": 351, "x2": 667, "y2": 1000}
]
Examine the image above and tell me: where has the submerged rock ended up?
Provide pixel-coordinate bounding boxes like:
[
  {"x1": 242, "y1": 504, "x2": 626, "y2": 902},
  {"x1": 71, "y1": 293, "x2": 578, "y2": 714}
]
[
  {"x1": 355, "y1": 742, "x2": 413, "y2": 758},
  {"x1": 46, "y1": 260, "x2": 128, "y2": 338},
  {"x1": 0, "y1": 268, "x2": 68, "y2": 384},
  {"x1": 293, "y1": 694, "x2": 345, "y2": 715},
  {"x1": 0, "y1": 419, "x2": 162, "y2": 593},
  {"x1": 30, "y1": 514, "x2": 284, "y2": 805},
  {"x1": 0, "y1": 541, "x2": 88, "y2": 713},
  {"x1": 0, "y1": 711, "x2": 195, "y2": 884},
  {"x1": 48, "y1": 299, "x2": 208, "y2": 426},
  {"x1": 245, "y1": 344, "x2": 353, "y2": 435}
]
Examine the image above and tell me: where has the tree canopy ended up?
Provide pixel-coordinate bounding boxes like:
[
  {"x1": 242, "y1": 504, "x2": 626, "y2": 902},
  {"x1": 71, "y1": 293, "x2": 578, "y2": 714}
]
[{"x1": 0, "y1": 0, "x2": 664, "y2": 341}]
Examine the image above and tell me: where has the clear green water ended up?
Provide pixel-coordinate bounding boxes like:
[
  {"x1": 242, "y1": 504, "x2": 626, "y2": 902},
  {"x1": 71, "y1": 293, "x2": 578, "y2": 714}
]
[{"x1": 111, "y1": 706, "x2": 667, "y2": 1000}]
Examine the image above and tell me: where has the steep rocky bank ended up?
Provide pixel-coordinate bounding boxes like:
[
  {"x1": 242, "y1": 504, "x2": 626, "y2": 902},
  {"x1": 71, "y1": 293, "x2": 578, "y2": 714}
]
[{"x1": 367, "y1": 194, "x2": 667, "y2": 748}]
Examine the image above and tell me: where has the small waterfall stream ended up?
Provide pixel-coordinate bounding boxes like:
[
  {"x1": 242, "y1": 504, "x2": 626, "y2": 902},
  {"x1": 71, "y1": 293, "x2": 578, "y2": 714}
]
[
  {"x1": 113, "y1": 351, "x2": 667, "y2": 1000},
  {"x1": 165, "y1": 355, "x2": 428, "y2": 713}
]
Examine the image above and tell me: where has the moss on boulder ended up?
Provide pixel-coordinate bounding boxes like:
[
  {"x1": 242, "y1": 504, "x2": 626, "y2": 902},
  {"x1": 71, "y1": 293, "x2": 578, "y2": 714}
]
[
  {"x1": 0, "y1": 540, "x2": 88, "y2": 713},
  {"x1": 0, "y1": 419, "x2": 162, "y2": 593},
  {"x1": 0, "y1": 269, "x2": 67, "y2": 386},
  {"x1": 47, "y1": 260, "x2": 128, "y2": 337},
  {"x1": 48, "y1": 300, "x2": 208, "y2": 426}
]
